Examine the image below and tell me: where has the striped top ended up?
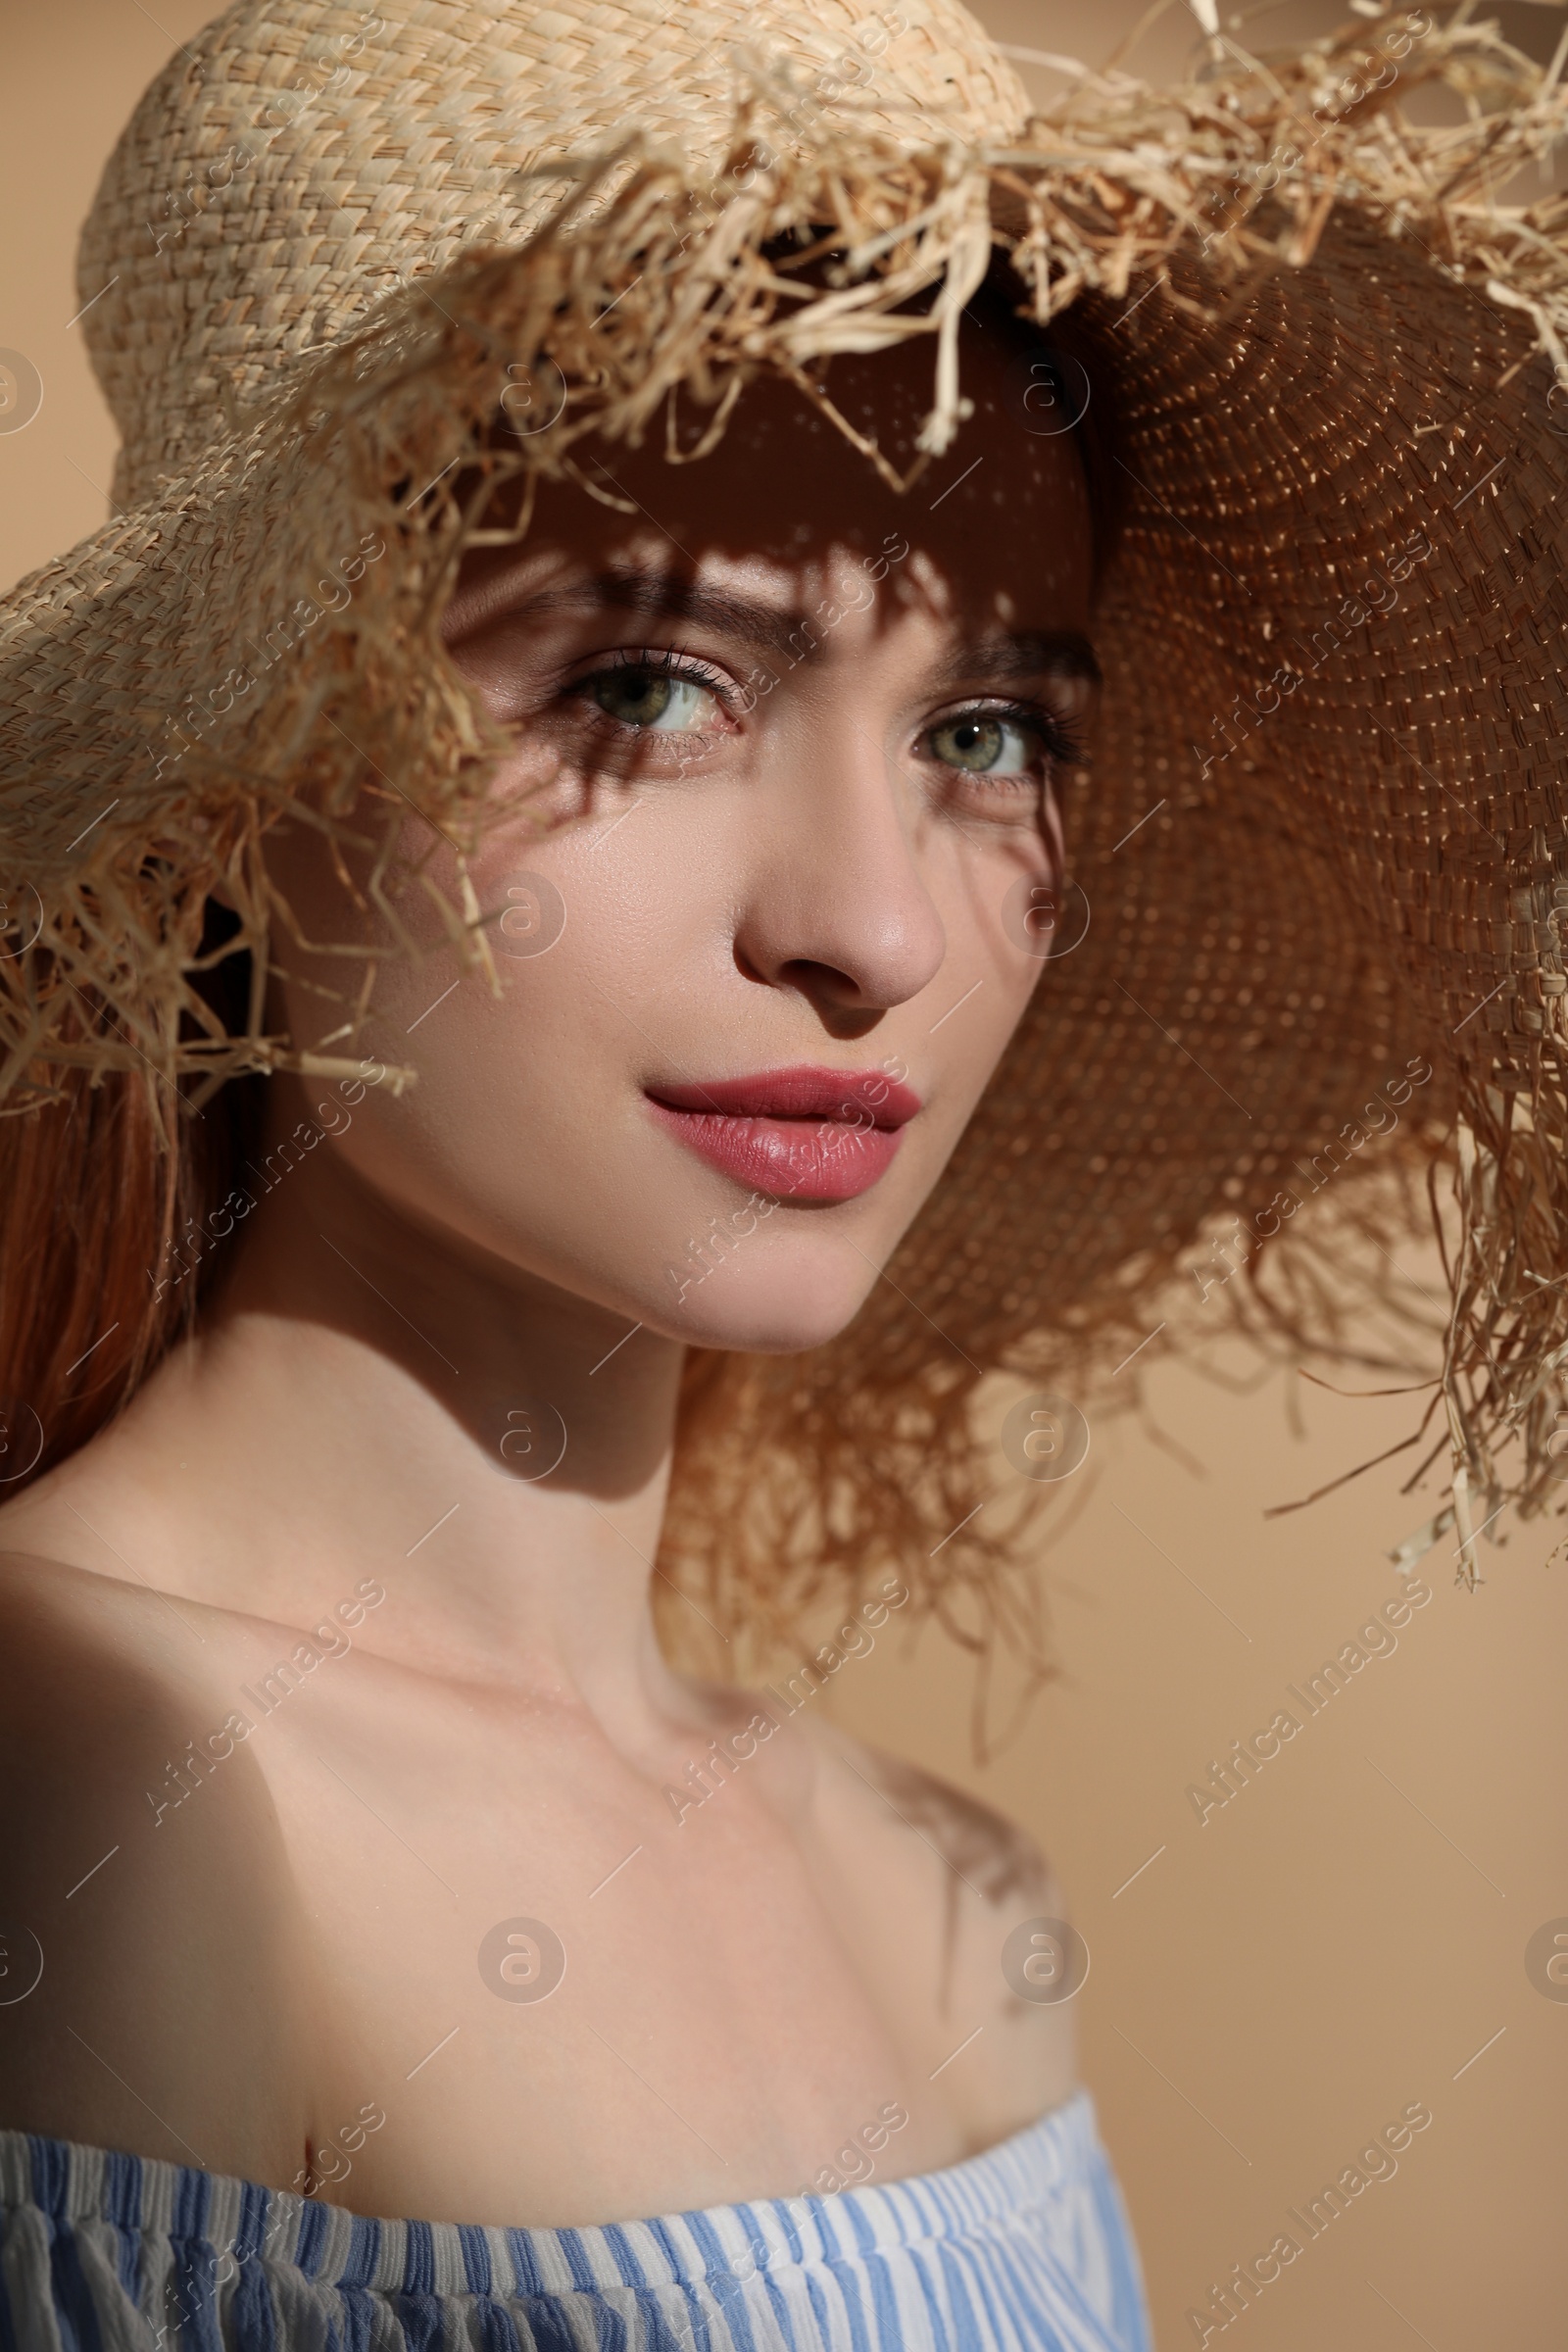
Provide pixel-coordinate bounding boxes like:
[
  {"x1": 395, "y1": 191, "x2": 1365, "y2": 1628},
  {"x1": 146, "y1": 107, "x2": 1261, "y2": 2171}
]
[{"x1": 0, "y1": 2087, "x2": 1150, "y2": 2351}]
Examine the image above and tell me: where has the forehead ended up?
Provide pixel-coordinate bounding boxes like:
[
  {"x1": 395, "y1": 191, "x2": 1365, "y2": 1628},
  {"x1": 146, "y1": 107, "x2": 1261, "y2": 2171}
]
[{"x1": 458, "y1": 321, "x2": 1094, "y2": 630}]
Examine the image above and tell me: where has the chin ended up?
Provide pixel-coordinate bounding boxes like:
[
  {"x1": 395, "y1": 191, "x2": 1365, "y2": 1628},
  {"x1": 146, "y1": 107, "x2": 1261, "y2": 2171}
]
[{"x1": 645, "y1": 1250, "x2": 880, "y2": 1356}]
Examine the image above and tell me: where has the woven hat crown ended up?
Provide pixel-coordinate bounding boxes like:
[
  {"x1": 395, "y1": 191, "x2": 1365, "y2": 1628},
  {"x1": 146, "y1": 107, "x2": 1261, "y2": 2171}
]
[
  {"x1": 11, "y1": 0, "x2": 1568, "y2": 1606},
  {"x1": 81, "y1": 0, "x2": 1029, "y2": 508}
]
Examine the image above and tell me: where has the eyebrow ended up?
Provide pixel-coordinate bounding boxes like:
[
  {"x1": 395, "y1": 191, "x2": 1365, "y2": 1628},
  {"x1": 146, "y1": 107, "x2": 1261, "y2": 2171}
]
[
  {"x1": 924, "y1": 630, "x2": 1102, "y2": 694},
  {"x1": 452, "y1": 564, "x2": 1100, "y2": 690}
]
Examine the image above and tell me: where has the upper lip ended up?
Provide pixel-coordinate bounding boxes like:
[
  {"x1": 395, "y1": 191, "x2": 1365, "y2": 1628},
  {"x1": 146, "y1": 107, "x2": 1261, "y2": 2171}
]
[{"x1": 645, "y1": 1063, "x2": 923, "y2": 1128}]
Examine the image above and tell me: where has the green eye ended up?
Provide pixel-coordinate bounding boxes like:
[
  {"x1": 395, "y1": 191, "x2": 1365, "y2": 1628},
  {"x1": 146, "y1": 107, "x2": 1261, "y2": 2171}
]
[
  {"x1": 929, "y1": 714, "x2": 1034, "y2": 775},
  {"x1": 587, "y1": 670, "x2": 714, "y2": 731}
]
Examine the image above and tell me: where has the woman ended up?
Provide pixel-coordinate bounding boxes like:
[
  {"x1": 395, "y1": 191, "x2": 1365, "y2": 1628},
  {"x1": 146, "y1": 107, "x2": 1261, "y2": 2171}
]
[
  {"x1": 1, "y1": 0, "x2": 1564, "y2": 2343},
  {"x1": 0, "y1": 276, "x2": 1115, "y2": 2208}
]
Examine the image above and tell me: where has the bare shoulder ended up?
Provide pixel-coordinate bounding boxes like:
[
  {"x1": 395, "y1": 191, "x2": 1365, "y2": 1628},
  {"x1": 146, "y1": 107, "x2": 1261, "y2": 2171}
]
[
  {"x1": 0, "y1": 1550, "x2": 312, "y2": 2177},
  {"x1": 793, "y1": 1714, "x2": 1078, "y2": 2144}
]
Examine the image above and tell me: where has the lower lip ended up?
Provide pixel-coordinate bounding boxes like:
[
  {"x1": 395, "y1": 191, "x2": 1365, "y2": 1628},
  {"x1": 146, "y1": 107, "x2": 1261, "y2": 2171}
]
[{"x1": 644, "y1": 1105, "x2": 906, "y2": 1202}]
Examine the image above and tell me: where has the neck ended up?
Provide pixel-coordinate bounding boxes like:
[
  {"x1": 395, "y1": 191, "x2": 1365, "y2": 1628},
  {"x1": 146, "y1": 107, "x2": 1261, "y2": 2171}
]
[{"x1": 20, "y1": 1106, "x2": 708, "y2": 1749}]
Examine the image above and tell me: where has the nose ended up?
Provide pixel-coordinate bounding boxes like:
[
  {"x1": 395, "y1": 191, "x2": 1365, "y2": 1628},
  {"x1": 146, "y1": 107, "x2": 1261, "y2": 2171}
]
[{"x1": 731, "y1": 720, "x2": 949, "y2": 1032}]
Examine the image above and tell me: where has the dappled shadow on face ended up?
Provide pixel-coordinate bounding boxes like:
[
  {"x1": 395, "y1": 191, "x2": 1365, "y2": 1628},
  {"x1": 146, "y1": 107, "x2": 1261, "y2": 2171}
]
[{"x1": 448, "y1": 293, "x2": 1097, "y2": 727}]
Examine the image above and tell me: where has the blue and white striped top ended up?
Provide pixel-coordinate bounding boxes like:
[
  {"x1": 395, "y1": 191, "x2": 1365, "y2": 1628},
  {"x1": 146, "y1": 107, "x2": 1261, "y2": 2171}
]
[{"x1": 0, "y1": 2086, "x2": 1150, "y2": 2351}]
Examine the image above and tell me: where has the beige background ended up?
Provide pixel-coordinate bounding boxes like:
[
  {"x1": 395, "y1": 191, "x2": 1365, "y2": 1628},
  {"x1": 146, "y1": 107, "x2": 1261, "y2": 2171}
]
[{"x1": 4, "y1": 4, "x2": 1566, "y2": 2345}]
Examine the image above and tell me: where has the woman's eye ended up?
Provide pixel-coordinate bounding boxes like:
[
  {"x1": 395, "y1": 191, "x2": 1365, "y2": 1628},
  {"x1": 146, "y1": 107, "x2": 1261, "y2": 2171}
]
[
  {"x1": 582, "y1": 668, "x2": 718, "y2": 733},
  {"x1": 928, "y1": 713, "x2": 1037, "y2": 777}
]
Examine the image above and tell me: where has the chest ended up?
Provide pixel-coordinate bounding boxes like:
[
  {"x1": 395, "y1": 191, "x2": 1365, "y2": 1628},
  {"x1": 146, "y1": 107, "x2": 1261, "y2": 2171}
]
[{"x1": 250, "y1": 1694, "x2": 964, "y2": 2224}]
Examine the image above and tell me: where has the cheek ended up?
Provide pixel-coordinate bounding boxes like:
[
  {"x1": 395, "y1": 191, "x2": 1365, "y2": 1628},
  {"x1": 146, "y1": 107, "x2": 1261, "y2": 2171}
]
[
  {"x1": 938, "y1": 956, "x2": 1045, "y2": 1143},
  {"x1": 917, "y1": 846, "x2": 1056, "y2": 1113},
  {"x1": 302, "y1": 816, "x2": 729, "y2": 1272},
  {"x1": 354, "y1": 841, "x2": 664, "y2": 1154}
]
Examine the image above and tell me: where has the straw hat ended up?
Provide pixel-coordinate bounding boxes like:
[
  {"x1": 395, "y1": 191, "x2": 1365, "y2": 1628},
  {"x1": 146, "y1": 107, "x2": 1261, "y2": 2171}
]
[{"x1": 3, "y1": 0, "x2": 1568, "y2": 1639}]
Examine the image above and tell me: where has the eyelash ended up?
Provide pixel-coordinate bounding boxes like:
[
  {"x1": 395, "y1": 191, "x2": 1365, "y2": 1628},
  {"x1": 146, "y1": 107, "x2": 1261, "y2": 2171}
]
[
  {"x1": 567, "y1": 645, "x2": 733, "y2": 713},
  {"x1": 561, "y1": 651, "x2": 1086, "y2": 778},
  {"x1": 951, "y1": 698, "x2": 1087, "y2": 782}
]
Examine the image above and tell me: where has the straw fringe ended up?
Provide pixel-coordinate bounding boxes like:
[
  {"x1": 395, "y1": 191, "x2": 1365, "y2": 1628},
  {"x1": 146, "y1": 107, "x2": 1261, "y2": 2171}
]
[
  {"x1": 5, "y1": 5, "x2": 1568, "y2": 1666},
  {"x1": 10, "y1": 14, "x2": 1568, "y2": 1082}
]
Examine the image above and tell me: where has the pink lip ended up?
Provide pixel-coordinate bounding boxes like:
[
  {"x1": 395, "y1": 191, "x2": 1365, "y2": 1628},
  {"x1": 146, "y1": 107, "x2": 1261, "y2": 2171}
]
[{"x1": 644, "y1": 1064, "x2": 922, "y2": 1203}]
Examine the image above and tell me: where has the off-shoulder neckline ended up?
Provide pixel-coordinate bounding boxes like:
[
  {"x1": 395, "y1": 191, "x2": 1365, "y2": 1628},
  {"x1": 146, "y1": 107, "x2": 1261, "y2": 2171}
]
[{"x1": 0, "y1": 2086, "x2": 1103, "y2": 2286}]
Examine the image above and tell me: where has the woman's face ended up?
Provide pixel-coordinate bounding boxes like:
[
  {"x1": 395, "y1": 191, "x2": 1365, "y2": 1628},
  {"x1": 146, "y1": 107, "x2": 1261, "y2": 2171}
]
[{"x1": 269, "y1": 318, "x2": 1095, "y2": 1353}]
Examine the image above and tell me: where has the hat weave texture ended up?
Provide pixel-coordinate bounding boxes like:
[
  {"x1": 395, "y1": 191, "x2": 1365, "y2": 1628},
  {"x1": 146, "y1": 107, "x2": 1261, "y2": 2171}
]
[{"x1": 5, "y1": 0, "x2": 1568, "y2": 1633}]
